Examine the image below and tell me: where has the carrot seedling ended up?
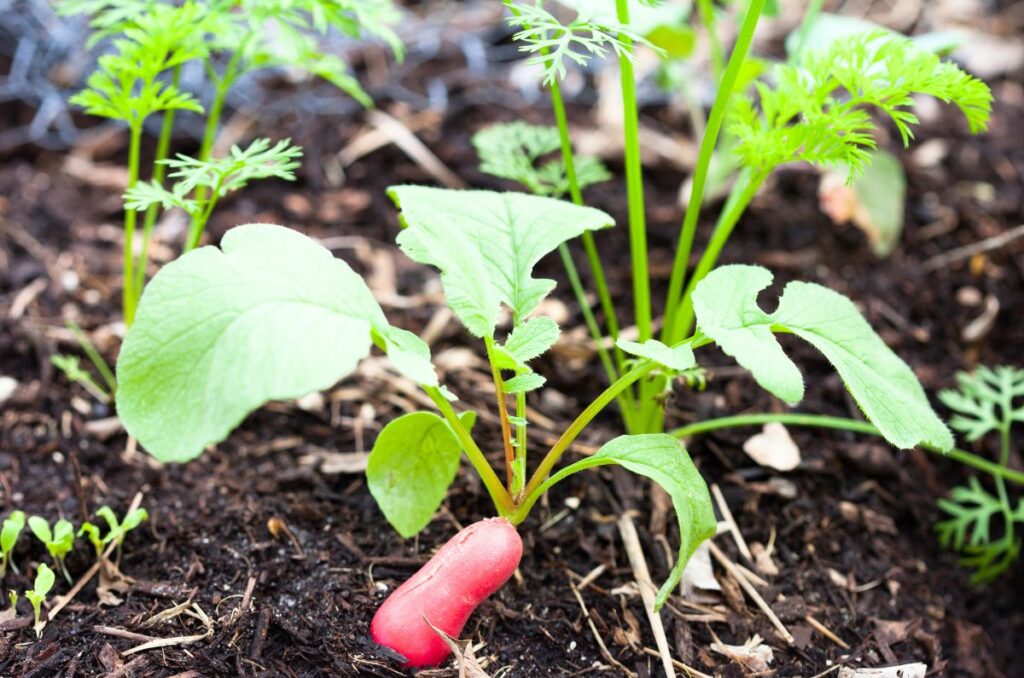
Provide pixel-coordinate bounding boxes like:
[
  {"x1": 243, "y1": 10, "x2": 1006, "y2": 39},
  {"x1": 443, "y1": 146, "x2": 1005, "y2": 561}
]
[
  {"x1": 24, "y1": 563, "x2": 55, "y2": 638},
  {"x1": 935, "y1": 366, "x2": 1024, "y2": 583},
  {"x1": 499, "y1": 0, "x2": 992, "y2": 440},
  {"x1": 60, "y1": 0, "x2": 403, "y2": 325},
  {"x1": 27, "y1": 518, "x2": 75, "y2": 584},
  {"x1": 0, "y1": 511, "x2": 25, "y2": 577}
]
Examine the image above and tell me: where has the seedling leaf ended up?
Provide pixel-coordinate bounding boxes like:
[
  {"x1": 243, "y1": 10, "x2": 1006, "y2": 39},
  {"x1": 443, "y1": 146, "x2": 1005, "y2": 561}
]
[
  {"x1": 535, "y1": 434, "x2": 716, "y2": 609},
  {"x1": 25, "y1": 563, "x2": 54, "y2": 637},
  {"x1": 117, "y1": 223, "x2": 437, "y2": 463},
  {"x1": 388, "y1": 186, "x2": 613, "y2": 337},
  {"x1": 503, "y1": 373, "x2": 547, "y2": 394},
  {"x1": 367, "y1": 411, "x2": 476, "y2": 538},
  {"x1": 731, "y1": 31, "x2": 991, "y2": 177},
  {"x1": 936, "y1": 477, "x2": 1023, "y2": 583},
  {"x1": 506, "y1": 2, "x2": 662, "y2": 86},
  {"x1": 938, "y1": 365, "x2": 1024, "y2": 442},
  {"x1": 502, "y1": 316, "x2": 560, "y2": 368},
  {"x1": 692, "y1": 265, "x2": 952, "y2": 451},
  {"x1": 617, "y1": 339, "x2": 696, "y2": 371},
  {"x1": 0, "y1": 511, "x2": 24, "y2": 556},
  {"x1": 0, "y1": 511, "x2": 25, "y2": 576},
  {"x1": 473, "y1": 122, "x2": 610, "y2": 198},
  {"x1": 78, "y1": 522, "x2": 103, "y2": 557}
]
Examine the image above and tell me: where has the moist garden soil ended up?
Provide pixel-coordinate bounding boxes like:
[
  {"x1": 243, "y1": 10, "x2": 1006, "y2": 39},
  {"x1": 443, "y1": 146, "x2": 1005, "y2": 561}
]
[{"x1": 2, "y1": 14, "x2": 1024, "y2": 678}]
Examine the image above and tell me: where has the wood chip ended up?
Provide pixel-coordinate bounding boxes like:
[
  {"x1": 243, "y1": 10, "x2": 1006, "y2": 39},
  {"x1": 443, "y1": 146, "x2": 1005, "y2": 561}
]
[{"x1": 709, "y1": 633, "x2": 774, "y2": 672}]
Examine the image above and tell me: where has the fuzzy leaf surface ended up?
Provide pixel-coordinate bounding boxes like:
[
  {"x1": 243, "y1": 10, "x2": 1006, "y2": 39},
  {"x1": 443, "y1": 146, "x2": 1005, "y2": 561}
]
[
  {"x1": 117, "y1": 224, "x2": 436, "y2": 463},
  {"x1": 617, "y1": 339, "x2": 696, "y2": 371},
  {"x1": 692, "y1": 264, "x2": 952, "y2": 450},
  {"x1": 388, "y1": 186, "x2": 613, "y2": 337}
]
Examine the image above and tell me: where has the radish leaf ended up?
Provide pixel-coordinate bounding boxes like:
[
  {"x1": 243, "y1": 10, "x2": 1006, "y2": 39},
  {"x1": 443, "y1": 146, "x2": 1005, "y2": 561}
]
[
  {"x1": 117, "y1": 223, "x2": 437, "y2": 463},
  {"x1": 692, "y1": 264, "x2": 952, "y2": 451},
  {"x1": 533, "y1": 434, "x2": 716, "y2": 609},
  {"x1": 617, "y1": 339, "x2": 696, "y2": 371},
  {"x1": 388, "y1": 186, "x2": 613, "y2": 338},
  {"x1": 368, "y1": 411, "x2": 476, "y2": 538}
]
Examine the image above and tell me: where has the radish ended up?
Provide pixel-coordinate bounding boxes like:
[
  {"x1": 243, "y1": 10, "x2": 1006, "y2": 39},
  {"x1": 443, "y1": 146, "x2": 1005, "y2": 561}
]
[{"x1": 371, "y1": 517, "x2": 523, "y2": 667}]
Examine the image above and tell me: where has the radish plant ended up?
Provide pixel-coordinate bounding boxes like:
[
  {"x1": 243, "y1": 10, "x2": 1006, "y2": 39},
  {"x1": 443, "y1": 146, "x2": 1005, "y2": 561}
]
[
  {"x1": 61, "y1": 0, "x2": 403, "y2": 325},
  {"x1": 117, "y1": 185, "x2": 955, "y2": 665}
]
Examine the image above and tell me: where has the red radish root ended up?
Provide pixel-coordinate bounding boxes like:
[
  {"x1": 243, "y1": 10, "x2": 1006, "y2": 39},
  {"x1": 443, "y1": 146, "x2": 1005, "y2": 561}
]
[{"x1": 370, "y1": 517, "x2": 523, "y2": 667}]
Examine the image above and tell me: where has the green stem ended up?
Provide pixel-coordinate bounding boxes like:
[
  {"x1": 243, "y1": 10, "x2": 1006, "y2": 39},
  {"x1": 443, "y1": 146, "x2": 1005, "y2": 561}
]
[
  {"x1": 484, "y1": 336, "x2": 517, "y2": 493},
  {"x1": 696, "y1": 0, "x2": 724, "y2": 80},
  {"x1": 66, "y1": 320, "x2": 117, "y2": 394},
  {"x1": 184, "y1": 78, "x2": 230, "y2": 252},
  {"x1": 523, "y1": 358, "x2": 659, "y2": 502},
  {"x1": 549, "y1": 76, "x2": 625, "y2": 373},
  {"x1": 424, "y1": 386, "x2": 515, "y2": 515},
  {"x1": 671, "y1": 412, "x2": 1024, "y2": 486},
  {"x1": 187, "y1": 36, "x2": 251, "y2": 252},
  {"x1": 662, "y1": 0, "x2": 767, "y2": 344},
  {"x1": 615, "y1": 0, "x2": 652, "y2": 344},
  {"x1": 134, "y1": 65, "x2": 181, "y2": 296},
  {"x1": 792, "y1": 0, "x2": 825, "y2": 61},
  {"x1": 667, "y1": 167, "x2": 766, "y2": 341},
  {"x1": 556, "y1": 247, "x2": 617, "y2": 379},
  {"x1": 122, "y1": 122, "x2": 143, "y2": 326},
  {"x1": 514, "y1": 387, "x2": 527, "y2": 498},
  {"x1": 184, "y1": 173, "x2": 227, "y2": 251},
  {"x1": 994, "y1": 377, "x2": 1014, "y2": 525}
]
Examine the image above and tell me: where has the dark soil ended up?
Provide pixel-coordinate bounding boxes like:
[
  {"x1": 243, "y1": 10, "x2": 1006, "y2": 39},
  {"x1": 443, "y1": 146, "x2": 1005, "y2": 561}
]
[{"x1": 1, "y1": 2, "x2": 1023, "y2": 676}]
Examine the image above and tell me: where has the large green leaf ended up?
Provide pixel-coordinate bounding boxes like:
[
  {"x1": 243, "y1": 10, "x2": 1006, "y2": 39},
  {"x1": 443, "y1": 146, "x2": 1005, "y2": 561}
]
[
  {"x1": 117, "y1": 224, "x2": 437, "y2": 463},
  {"x1": 691, "y1": 264, "x2": 952, "y2": 451},
  {"x1": 388, "y1": 186, "x2": 614, "y2": 337},
  {"x1": 536, "y1": 434, "x2": 716, "y2": 609},
  {"x1": 367, "y1": 411, "x2": 475, "y2": 538}
]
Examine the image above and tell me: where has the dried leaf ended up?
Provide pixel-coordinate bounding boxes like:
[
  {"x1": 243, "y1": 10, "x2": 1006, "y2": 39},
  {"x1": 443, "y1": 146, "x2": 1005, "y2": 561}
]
[
  {"x1": 710, "y1": 634, "x2": 774, "y2": 671},
  {"x1": 681, "y1": 541, "x2": 720, "y2": 596},
  {"x1": 424, "y1": 618, "x2": 491, "y2": 678},
  {"x1": 819, "y1": 150, "x2": 906, "y2": 257}
]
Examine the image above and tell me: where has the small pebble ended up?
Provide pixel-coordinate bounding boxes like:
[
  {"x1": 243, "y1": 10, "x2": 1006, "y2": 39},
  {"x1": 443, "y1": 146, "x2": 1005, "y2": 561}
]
[
  {"x1": 0, "y1": 376, "x2": 17, "y2": 404},
  {"x1": 956, "y1": 286, "x2": 982, "y2": 306}
]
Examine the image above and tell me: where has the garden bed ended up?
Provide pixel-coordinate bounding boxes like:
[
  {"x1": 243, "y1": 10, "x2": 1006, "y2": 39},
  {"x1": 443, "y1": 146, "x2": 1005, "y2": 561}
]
[{"x1": 1, "y1": 1, "x2": 1022, "y2": 675}]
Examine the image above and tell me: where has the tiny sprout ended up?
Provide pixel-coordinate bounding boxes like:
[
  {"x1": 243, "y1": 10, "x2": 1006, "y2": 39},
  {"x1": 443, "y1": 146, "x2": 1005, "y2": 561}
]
[
  {"x1": 25, "y1": 563, "x2": 55, "y2": 638},
  {"x1": 7, "y1": 589, "x2": 16, "y2": 611},
  {"x1": 77, "y1": 522, "x2": 103, "y2": 558},
  {"x1": 27, "y1": 517, "x2": 75, "y2": 584},
  {"x1": 82, "y1": 506, "x2": 149, "y2": 562},
  {"x1": 0, "y1": 510, "x2": 26, "y2": 577}
]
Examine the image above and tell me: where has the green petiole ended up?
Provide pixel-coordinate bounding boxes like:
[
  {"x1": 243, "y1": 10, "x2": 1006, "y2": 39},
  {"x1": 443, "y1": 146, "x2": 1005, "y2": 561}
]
[{"x1": 671, "y1": 412, "x2": 1024, "y2": 486}]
